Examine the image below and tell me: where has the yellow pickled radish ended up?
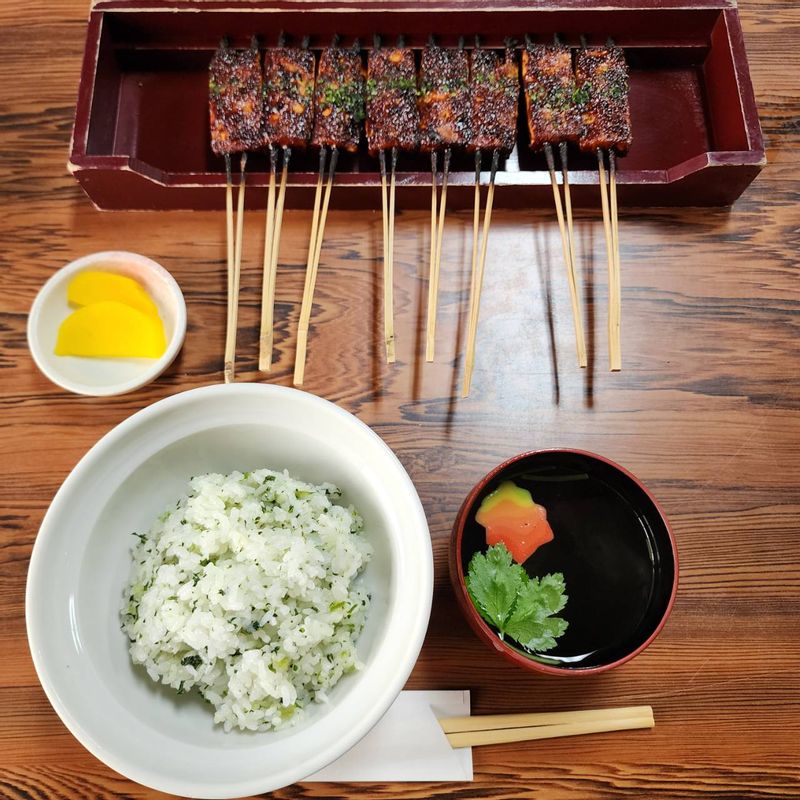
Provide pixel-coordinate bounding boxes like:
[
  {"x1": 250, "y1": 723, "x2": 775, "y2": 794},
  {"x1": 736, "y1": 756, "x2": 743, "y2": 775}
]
[
  {"x1": 55, "y1": 301, "x2": 167, "y2": 359},
  {"x1": 68, "y1": 270, "x2": 161, "y2": 320}
]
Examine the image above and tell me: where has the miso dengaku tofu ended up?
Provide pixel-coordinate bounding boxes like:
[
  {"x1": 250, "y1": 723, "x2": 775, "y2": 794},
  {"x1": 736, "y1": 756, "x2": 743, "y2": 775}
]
[
  {"x1": 575, "y1": 46, "x2": 632, "y2": 154},
  {"x1": 468, "y1": 47, "x2": 520, "y2": 154},
  {"x1": 209, "y1": 44, "x2": 264, "y2": 156},
  {"x1": 261, "y1": 47, "x2": 316, "y2": 149},
  {"x1": 365, "y1": 47, "x2": 420, "y2": 156},
  {"x1": 522, "y1": 43, "x2": 582, "y2": 149},
  {"x1": 311, "y1": 47, "x2": 365, "y2": 153},
  {"x1": 417, "y1": 46, "x2": 470, "y2": 152}
]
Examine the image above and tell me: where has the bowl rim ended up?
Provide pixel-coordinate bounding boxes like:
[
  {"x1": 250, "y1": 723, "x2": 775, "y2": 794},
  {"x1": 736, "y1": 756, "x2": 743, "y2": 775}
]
[
  {"x1": 26, "y1": 250, "x2": 187, "y2": 396},
  {"x1": 449, "y1": 447, "x2": 679, "y2": 676},
  {"x1": 25, "y1": 383, "x2": 434, "y2": 796}
]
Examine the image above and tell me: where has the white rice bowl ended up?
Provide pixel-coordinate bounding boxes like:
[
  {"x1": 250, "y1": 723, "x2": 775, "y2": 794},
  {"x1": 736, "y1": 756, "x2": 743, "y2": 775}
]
[{"x1": 26, "y1": 384, "x2": 433, "y2": 798}]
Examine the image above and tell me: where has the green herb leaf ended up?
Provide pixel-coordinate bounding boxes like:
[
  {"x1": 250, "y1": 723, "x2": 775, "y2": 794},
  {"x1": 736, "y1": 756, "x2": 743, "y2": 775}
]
[
  {"x1": 504, "y1": 574, "x2": 568, "y2": 652},
  {"x1": 465, "y1": 543, "x2": 526, "y2": 631},
  {"x1": 465, "y1": 544, "x2": 568, "y2": 653}
]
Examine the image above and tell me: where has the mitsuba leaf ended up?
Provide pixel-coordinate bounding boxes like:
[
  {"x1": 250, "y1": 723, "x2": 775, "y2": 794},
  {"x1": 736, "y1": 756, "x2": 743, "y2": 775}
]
[
  {"x1": 465, "y1": 544, "x2": 526, "y2": 632},
  {"x1": 505, "y1": 577, "x2": 569, "y2": 652},
  {"x1": 465, "y1": 544, "x2": 568, "y2": 653}
]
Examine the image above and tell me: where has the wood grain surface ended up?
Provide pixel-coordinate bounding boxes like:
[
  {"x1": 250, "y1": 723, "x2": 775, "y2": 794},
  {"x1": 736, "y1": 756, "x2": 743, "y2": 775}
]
[{"x1": 1, "y1": 1, "x2": 799, "y2": 798}]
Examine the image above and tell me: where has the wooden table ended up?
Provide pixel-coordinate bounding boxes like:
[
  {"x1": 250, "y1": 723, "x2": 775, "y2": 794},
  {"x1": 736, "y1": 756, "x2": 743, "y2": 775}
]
[{"x1": 2, "y1": 2, "x2": 799, "y2": 797}]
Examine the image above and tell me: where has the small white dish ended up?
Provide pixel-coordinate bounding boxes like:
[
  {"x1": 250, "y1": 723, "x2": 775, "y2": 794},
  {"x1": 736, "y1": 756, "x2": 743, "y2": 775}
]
[
  {"x1": 25, "y1": 384, "x2": 433, "y2": 798},
  {"x1": 27, "y1": 251, "x2": 186, "y2": 396}
]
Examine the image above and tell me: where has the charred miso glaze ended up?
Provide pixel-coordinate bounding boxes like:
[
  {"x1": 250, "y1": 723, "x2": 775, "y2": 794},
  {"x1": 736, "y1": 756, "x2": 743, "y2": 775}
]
[
  {"x1": 468, "y1": 47, "x2": 519, "y2": 154},
  {"x1": 312, "y1": 47, "x2": 365, "y2": 153},
  {"x1": 209, "y1": 45, "x2": 263, "y2": 156},
  {"x1": 366, "y1": 47, "x2": 420, "y2": 156},
  {"x1": 523, "y1": 43, "x2": 583, "y2": 149},
  {"x1": 261, "y1": 48, "x2": 315, "y2": 150},
  {"x1": 417, "y1": 46, "x2": 470, "y2": 152},
  {"x1": 576, "y1": 46, "x2": 632, "y2": 154}
]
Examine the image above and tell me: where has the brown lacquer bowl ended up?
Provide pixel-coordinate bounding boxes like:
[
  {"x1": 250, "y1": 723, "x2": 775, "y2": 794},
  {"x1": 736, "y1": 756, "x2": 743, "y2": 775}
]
[{"x1": 450, "y1": 449, "x2": 678, "y2": 675}]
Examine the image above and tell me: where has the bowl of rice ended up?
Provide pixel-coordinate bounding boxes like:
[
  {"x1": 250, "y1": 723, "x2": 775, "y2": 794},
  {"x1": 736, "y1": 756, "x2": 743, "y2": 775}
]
[{"x1": 25, "y1": 384, "x2": 433, "y2": 798}]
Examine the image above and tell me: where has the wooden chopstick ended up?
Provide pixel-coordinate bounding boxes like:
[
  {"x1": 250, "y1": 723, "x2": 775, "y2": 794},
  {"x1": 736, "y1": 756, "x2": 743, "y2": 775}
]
[
  {"x1": 444, "y1": 712, "x2": 654, "y2": 749},
  {"x1": 440, "y1": 705, "x2": 653, "y2": 734}
]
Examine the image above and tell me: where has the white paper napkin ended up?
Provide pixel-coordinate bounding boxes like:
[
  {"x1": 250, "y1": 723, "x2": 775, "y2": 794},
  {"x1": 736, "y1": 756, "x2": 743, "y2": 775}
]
[{"x1": 306, "y1": 690, "x2": 473, "y2": 782}]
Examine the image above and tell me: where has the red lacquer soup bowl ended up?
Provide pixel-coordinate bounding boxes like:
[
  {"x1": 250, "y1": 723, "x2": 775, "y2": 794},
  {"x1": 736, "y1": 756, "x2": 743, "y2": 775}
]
[{"x1": 449, "y1": 449, "x2": 678, "y2": 675}]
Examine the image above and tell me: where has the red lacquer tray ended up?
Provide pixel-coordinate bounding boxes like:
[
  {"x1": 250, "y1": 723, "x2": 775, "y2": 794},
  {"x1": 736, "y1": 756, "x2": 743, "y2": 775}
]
[{"x1": 69, "y1": 0, "x2": 764, "y2": 210}]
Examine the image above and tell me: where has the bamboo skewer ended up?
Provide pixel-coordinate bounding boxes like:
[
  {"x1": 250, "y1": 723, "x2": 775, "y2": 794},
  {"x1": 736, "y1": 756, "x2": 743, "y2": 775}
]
[
  {"x1": 560, "y1": 141, "x2": 587, "y2": 367},
  {"x1": 379, "y1": 147, "x2": 398, "y2": 363},
  {"x1": 426, "y1": 147, "x2": 450, "y2": 362},
  {"x1": 294, "y1": 148, "x2": 328, "y2": 386},
  {"x1": 312, "y1": 148, "x2": 338, "y2": 277},
  {"x1": 444, "y1": 711, "x2": 655, "y2": 749},
  {"x1": 440, "y1": 705, "x2": 654, "y2": 734},
  {"x1": 386, "y1": 146, "x2": 398, "y2": 362},
  {"x1": 261, "y1": 147, "x2": 290, "y2": 371},
  {"x1": 425, "y1": 150, "x2": 438, "y2": 361},
  {"x1": 597, "y1": 148, "x2": 616, "y2": 371},
  {"x1": 378, "y1": 149, "x2": 393, "y2": 364},
  {"x1": 223, "y1": 154, "x2": 235, "y2": 383},
  {"x1": 465, "y1": 149, "x2": 482, "y2": 372},
  {"x1": 608, "y1": 149, "x2": 621, "y2": 371},
  {"x1": 463, "y1": 149, "x2": 499, "y2": 398},
  {"x1": 544, "y1": 143, "x2": 587, "y2": 368},
  {"x1": 258, "y1": 146, "x2": 278, "y2": 371},
  {"x1": 224, "y1": 152, "x2": 247, "y2": 383}
]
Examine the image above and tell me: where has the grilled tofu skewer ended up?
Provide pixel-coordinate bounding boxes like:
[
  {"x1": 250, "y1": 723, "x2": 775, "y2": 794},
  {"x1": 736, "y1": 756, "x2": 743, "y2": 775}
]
[
  {"x1": 576, "y1": 41, "x2": 632, "y2": 371},
  {"x1": 367, "y1": 37, "x2": 420, "y2": 363},
  {"x1": 294, "y1": 39, "x2": 365, "y2": 385},
  {"x1": 463, "y1": 43, "x2": 519, "y2": 397},
  {"x1": 418, "y1": 40, "x2": 469, "y2": 361},
  {"x1": 259, "y1": 40, "x2": 315, "y2": 370},
  {"x1": 523, "y1": 38, "x2": 586, "y2": 367},
  {"x1": 209, "y1": 38, "x2": 263, "y2": 382}
]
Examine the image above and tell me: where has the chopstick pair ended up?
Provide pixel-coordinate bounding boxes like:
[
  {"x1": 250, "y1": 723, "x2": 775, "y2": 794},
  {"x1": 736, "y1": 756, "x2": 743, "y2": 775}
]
[
  {"x1": 439, "y1": 705, "x2": 654, "y2": 749},
  {"x1": 223, "y1": 153, "x2": 248, "y2": 384}
]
